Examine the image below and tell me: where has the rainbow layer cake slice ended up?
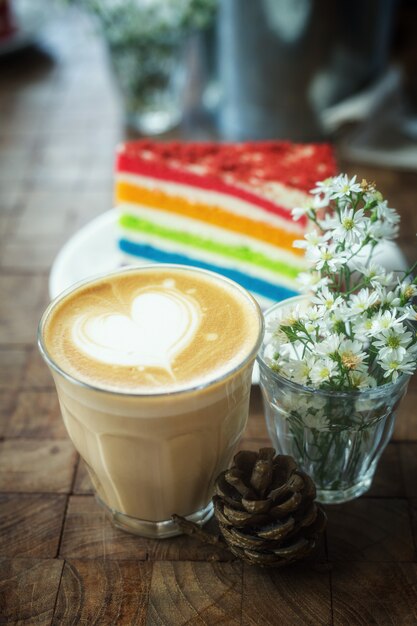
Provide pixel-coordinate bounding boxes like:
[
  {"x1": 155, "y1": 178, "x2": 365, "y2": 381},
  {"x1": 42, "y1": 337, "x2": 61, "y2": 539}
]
[{"x1": 115, "y1": 140, "x2": 336, "y2": 308}]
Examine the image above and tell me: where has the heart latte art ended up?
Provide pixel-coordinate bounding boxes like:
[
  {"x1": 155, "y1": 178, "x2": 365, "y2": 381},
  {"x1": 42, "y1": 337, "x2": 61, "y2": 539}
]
[
  {"x1": 42, "y1": 267, "x2": 261, "y2": 392},
  {"x1": 72, "y1": 288, "x2": 201, "y2": 371}
]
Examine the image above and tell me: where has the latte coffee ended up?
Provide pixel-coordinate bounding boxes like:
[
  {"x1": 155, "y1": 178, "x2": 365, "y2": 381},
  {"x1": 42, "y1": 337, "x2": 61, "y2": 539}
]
[{"x1": 39, "y1": 265, "x2": 262, "y2": 537}]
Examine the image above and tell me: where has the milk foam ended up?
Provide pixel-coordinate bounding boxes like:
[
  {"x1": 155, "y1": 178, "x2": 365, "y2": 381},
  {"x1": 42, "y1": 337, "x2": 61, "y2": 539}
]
[
  {"x1": 71, "y1": 287, "x2": 201, "y2": 372},
  {"x1": 43, "y1": 267, "x2": 262, "y2": 393}
]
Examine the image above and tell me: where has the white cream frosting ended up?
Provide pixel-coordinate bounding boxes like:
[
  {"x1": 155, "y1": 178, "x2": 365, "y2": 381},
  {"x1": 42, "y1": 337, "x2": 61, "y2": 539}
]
[{"x1": 71, "y1": 286, "x2": 201, "y2": 372}]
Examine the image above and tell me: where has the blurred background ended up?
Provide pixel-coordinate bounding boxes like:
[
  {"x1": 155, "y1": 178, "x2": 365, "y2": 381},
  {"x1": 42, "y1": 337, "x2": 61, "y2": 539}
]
[
  {"x1": 0, "y1": 0, "x2": 416, "y2": 282},
  {"x1": 1, "y1": 0, "x2": 417, "y2": 145}
]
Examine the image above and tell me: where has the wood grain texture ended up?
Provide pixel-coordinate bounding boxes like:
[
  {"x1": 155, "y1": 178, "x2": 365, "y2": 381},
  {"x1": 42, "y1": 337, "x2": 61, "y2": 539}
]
[
  {"x1": 1, "y1": 194, "x2": 70, "y2": 268},
  {"x1": 23, "y1": 347, "x2": 55, "y2": 389},
  {"x1": 60, "y1": 496, "x2": 232, "y2": 562},
  {"x1": 0, "y1": 494, "x2": 66, "y2": 557},
  {"x1": 0, "y1": 273, "x2": 48, "y2": 344},
  {"x1": 237, "y1": 437, "x2": 271, "y2": 454},
  {"x1": 0, "y1": 240, "x2": 67, "y2": 272},
  {"x1": 366, "y1": 443, "x2": 405, "y2": 498},
  {"x1": 394, "y1": 390, "x2": 417, "y2": 440},
  {"x1": 400, "y1": 443, "x2": 417, "y2": 497},
  {"x1": 0, "y1": 558, "x2": 64, "y2": 625},
  {"x1": 243, "y1": 386, "x2": 269, "y2": 441},
  {"x1": 3, "y1": 190, "x2": 77, "y2": 271},
  {"x1": 332, "y1": 562, "x2": 417, "y2": 626},
  {"x1": 0, "y1": 147, "x2": 33, "y2": 186},
  {"x1": 0, "y1": 213, "x2": 10, "y2": 239},
  {"x1": 73, "y1": 458, "x2": 94, "y2": 495},
  {"x1": 0, "y1": 438, "x2": 77, "y2": 493},
  {"x1": 0, "y1": 189, "x2": 21, "y2": 239},
  {"x1": 147, "y1": 561, "x2": 242, "y2": 626},
  {"x1": 242, "y1": 562, "x2": 332, "y2": 626},
  {"x1": 68, "y1": 189, "x2": 114, "y2": 235},
  {"x1": 0, "y1": 389, "x2": 17, "y2": 437},
  {"x1": 53, "y1": 559, "x2": 152, "y2": 626},
  {"x1": 145, "y1": 517, "x2": 233, "y2": 563},
  {"x1": 0, "y1": 347, "x2": 29, "y2": 389},
  {"x1": 326, "y1": 498, "x2": 415, "y2": 562},
  {"x1": 59, "y1": 496, "x2": 148, "y2": 560},
  {"x1": 6, "y1": 390, "x2": 67, "y2": 439},
  {"x1": 410, "y1": 499, "x2": 417, "y2": 555}
]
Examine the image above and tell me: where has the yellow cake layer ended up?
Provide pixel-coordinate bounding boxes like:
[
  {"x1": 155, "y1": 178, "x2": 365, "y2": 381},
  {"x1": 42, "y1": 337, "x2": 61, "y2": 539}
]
[{"x1": 116, "y1": 181, "x2": 304, "y2": 257}]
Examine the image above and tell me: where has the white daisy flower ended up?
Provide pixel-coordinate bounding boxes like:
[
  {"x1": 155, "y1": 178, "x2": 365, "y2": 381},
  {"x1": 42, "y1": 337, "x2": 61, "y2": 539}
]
[
  {"x1": 376, "y1": 200, "x2": 401, "y2": 225},
  {"x1": 348, "y1": 288, "x2": 379, "y2": 315},
  {"x1": 401, "y1": 305, "x2": 417, "y2": 322},
  {"x1": 306, "y1": 305, "x2": 323, "y2": 322},
  {"x1": 266, "y1": 304, "x2": 304, "y2": 332},
  {"x1": 310, "y1": 177, "x2": 334, "y2": 198},
  {"x1": 352, "y1": 261, "x2": 394, "y2": 289},
  {"x1": 330, "y1": 174, "x2": 362, "y2": 199},
  {"x1": 302, "y1": 412, "x2": 330, "y2": 432},
  {"x1": 376, "y1": 286, "x2": 401, "y2": 308},
  {"x1": 338, "y1": 339, "x2": 367, "y2": 370},
  {"x1": 289, "y1": 356, "x2": 316, "y2": 385},
  {"x1": 291, "y1": 195, "x2": 324, "y2": 221},
  {"x1": 306, "y1": 244, "x2": 349, "y2": 273},
  {"x1": 315, "y1": 333, "x2": 342, "y2": 356},
  {"x1": 366, "y1": 218, "x2": 399, "y2": 241},
  {"x1": 332, "y1": 208, "x2": 366, "y2": 245},
  {"x1": 373, "y1": 328, "x2": 413, "y2": 361},
  {"x1": 291, "y1": 202, "x2": 317, "y2": 222},
  {"x1": 352, "y1": 370, "x2": 378, "y2": 392},
  {"x1": 379, "y1": 352, "x2": 416, "y2": 382},
  {"x1": 370, "y1": 310, "x2": 407, "y2": 335},
  {"x1": 312, "y1": 287, "x2": 344, "y2": 316},
  {"x1": 291, "y1": 205, "x2": 314, "y2": 222},
  {"x1": 318, "y1": 211, "x2": 339, "y2": 232},
  {"x1": 303, "y1": 305, "x2": 326, "y2": 333},
  {"x1": 293, "y1": 230, "x2": 331, "y2": 250},
  {"x1": 263, "y1": 343, "x2": 279, "y2": 364},
  {"x1": 352, "y1": 315, "x2": 375, "y2": 343},
  {"x1": 398, "y1": 279, "x2": 417, "y2": 302},
  {"x1": 280, "y1": 340, "x2": 305, "y2": 360},
  {"x1": 281, "y1": 391, "x2": 327, "y2": 415},
  {"x1": 310, "y1": 357, "x2": 339, "y2": 385},
  {"x1": 296, "y1": 271, "x2": 330, "y2": 293}
]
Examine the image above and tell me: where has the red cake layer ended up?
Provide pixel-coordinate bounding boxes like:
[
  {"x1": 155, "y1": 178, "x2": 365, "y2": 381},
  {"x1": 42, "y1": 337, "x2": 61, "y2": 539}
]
[{"x1": 116, "y1": 140, "x2": 336, "y2": 225}]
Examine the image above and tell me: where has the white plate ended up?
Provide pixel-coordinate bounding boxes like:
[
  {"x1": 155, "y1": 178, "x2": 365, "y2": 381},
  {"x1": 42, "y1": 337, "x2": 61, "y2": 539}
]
[
  {"x1": 49, "y1": 209, "x2": 409, "y2": 386},
  {"x1": 50, "y1": 210, "x2": 120, "y2": 300}
]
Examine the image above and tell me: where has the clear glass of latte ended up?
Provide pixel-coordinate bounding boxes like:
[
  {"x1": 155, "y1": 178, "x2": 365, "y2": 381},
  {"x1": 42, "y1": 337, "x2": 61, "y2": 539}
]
[{"x1": 38, "y1": 265, "x2": 263, "y2": 538}]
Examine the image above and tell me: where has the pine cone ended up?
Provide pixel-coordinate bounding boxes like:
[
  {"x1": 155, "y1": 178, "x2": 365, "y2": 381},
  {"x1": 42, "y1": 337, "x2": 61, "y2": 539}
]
[{"x1": 213, "y1": 447, "x2": 326, "y2": 567}]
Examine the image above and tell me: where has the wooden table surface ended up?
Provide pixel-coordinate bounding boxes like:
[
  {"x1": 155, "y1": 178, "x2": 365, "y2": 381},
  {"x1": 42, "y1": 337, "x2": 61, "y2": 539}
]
[{"x1": 1, "y1": 10, "x2": 417, "y2": 626}]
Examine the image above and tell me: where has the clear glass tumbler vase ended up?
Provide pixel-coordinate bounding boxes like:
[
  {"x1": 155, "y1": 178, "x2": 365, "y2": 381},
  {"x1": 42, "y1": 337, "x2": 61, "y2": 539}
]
[{"x1": 257, "y1": 298, "x2": 411, "y2": 504}]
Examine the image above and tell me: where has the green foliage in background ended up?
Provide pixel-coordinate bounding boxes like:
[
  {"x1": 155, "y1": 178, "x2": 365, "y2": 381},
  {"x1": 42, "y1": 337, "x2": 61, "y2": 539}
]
[
  {"x1": 73, "y1": 0, "x2": 217, "y2": 114},
  {"x1": 78, "y1": 0, "x2": 216, "y2": 44}
]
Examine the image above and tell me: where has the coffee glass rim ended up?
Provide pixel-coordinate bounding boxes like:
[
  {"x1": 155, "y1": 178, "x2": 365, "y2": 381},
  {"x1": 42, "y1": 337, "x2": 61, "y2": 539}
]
[{"x1": 38, "y1": 263, "x2": 264, "y2": 398}]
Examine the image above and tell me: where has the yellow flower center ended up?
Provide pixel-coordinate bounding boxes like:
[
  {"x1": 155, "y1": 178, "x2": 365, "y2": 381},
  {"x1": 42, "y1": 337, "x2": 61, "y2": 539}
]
[
  {"x1": 387, "y1": 335, "x2": 400, "y2": 349},
  {"x1": 342, "y1": 218, "x2": 354, "y2": 230},
  {"x1": 341, "y1": 352, "x2": 360, "y2": 370}
]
